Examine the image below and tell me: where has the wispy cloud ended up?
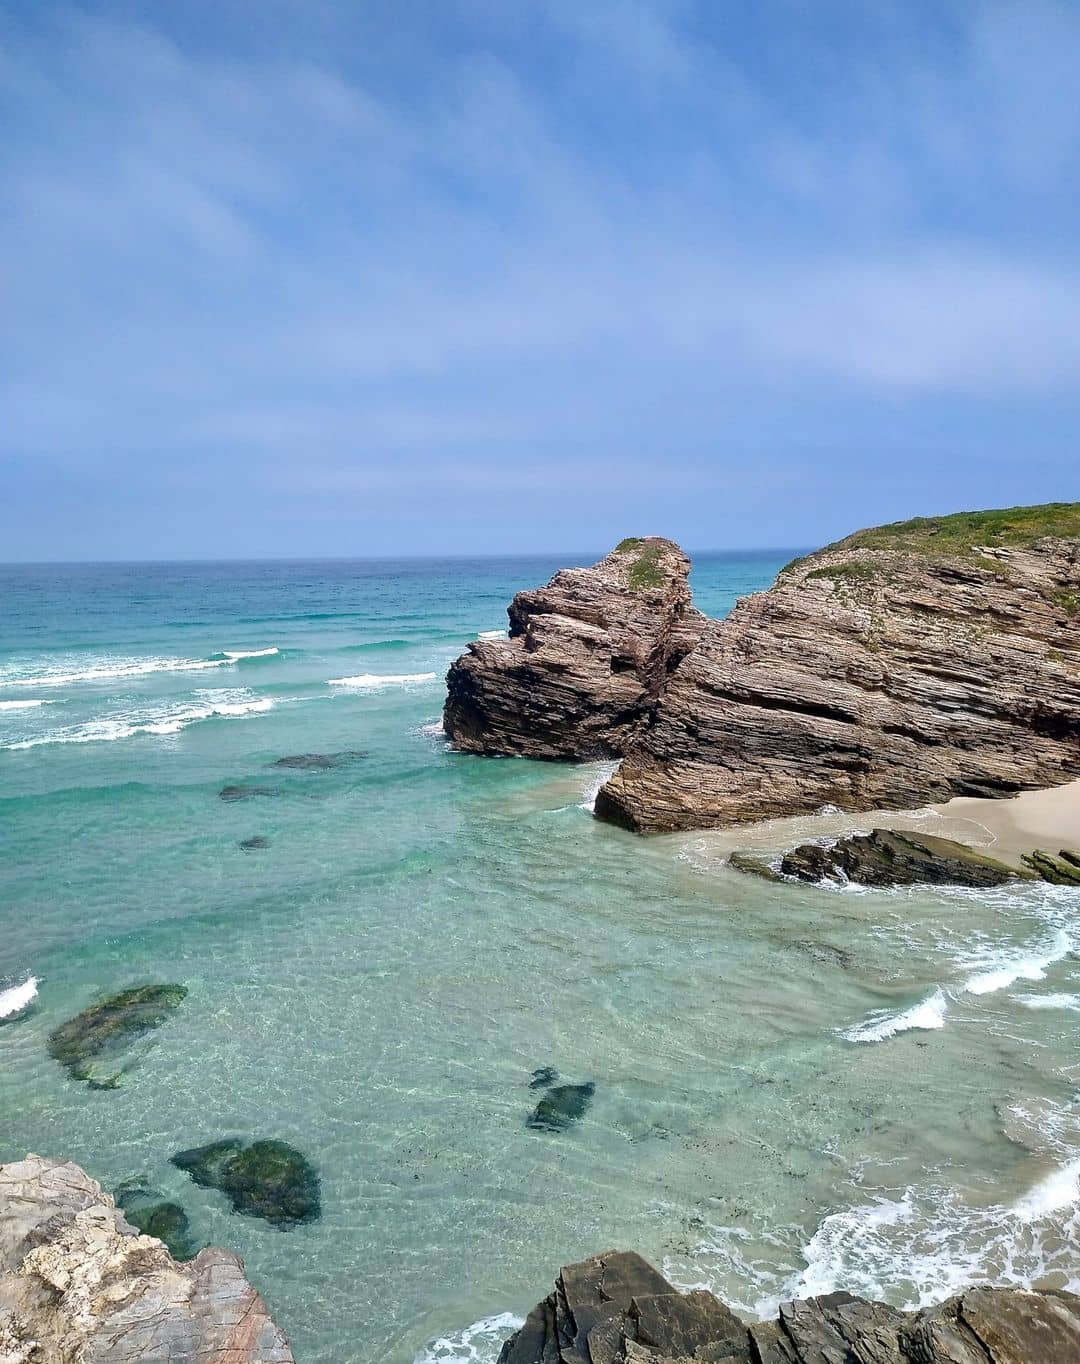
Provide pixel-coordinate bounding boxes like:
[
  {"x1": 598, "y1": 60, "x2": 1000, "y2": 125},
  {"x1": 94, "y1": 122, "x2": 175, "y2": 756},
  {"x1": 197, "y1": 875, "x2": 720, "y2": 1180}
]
[{"x1": 1, "y1": 1, "x2": 1078, "y2": 557}]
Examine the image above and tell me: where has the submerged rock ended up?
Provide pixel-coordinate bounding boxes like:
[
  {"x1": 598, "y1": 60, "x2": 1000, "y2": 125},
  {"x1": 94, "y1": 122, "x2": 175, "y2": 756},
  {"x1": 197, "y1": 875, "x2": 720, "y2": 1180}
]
[
  {"x1": 0, "y1": 1154, "x2": 293, "y2": 1362},
  {"x1": 171, "y1": 1139, "x2": 321, "y2": 1228},
  {"x1": 219, "y1": 784, "x2": 281, "y2": 801},
  {"x1": 47, "y1": 983, "x2": 188, "y2": 1087},
  {"x1": 114, "y1": 1178, "x2": 201, "y2": 1262},
  {"x1": 779, "y1": 829, "x2": 1029, "y2": 888},
  {"x1": 270, "y1": 751, "x2": 368, "y2": 770},
  {"x1": 726, "y1": 851, "x2": 782, "y2": 882},
  {"x1": 239, "y1": 835, "x2": 271, "y2": 851},
  {"x1": 529, "y1": 1066, "x2": 559, "y2": 1089},
  {"x1": 444, "y1": 538, "x2": 705, "y2": 759},
  {"x1": 527, "y1": 1082, "x2": 595, "y2": 1131},
  {"x1": 498, "y1": 1250, "x2": 1080, "y2": 1364}
]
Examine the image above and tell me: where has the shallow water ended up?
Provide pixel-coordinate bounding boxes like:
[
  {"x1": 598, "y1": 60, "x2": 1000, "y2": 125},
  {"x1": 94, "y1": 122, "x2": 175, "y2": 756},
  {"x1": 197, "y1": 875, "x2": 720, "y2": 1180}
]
[{"x1": 1, "y1": 554, "x2": 1077, "y2": 1364}]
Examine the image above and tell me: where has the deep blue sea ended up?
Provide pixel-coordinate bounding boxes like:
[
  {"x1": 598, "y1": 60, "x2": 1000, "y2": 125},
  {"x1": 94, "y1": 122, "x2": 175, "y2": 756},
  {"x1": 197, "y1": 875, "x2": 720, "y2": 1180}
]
[{"x1": 2, "y1": 554, "x2": 1078, "y2": 1364}]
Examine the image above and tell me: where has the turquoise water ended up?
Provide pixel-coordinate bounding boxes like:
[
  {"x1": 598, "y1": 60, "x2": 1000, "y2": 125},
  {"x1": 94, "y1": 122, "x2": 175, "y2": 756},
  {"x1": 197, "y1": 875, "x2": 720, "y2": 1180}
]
[{"x1": 1, "y1": 554, "x2": 1078, "y2": 1364}]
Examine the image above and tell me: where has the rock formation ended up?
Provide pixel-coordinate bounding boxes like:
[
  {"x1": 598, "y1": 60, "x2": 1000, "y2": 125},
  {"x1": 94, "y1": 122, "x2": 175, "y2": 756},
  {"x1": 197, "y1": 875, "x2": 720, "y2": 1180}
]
[
  {"x1": 0, "y1": 1154, "x2": 293, "y2": 1363},
  {"x1": 171, "y1": 1139, "x2": 321, "y2": 1229},
  {"x1": 499, "y1": 1250, "x2": 1080, "y2": 1364},
  {"x1": 443, "y1": 538, "x2": 705, "y2": 759},
  {"x1": 778, "y1": 828, "x2": 1032, "y2": 887},
  {"x1": 593, "y1": 507, "x2": 1080, "y2": 830},
  {"x1": 48, "y1": 984, "x2": 188, "y2": 1089}
]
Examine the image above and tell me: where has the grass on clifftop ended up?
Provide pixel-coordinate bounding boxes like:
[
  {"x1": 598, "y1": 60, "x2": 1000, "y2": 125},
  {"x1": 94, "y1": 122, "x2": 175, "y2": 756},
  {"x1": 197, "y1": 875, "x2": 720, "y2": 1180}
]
[
  {"x1": 613, "y1": 537, "x2": 666, "y2": 589},
  {"x1": 790, "y1": 502, "x2": 1080, "y2": 572}
]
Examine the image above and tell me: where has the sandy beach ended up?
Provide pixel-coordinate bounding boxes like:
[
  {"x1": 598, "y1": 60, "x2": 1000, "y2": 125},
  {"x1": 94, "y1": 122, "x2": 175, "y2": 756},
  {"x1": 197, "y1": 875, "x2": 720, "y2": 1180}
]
[{"x1": 929, "y1": 780, "x2": 1080, "y2": 868}]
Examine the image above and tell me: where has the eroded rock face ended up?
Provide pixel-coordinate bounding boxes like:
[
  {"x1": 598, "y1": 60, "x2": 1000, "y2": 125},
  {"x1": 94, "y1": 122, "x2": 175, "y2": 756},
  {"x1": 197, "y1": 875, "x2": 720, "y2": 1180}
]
[
  {"x1": 596, "y1": 535, "x2": 1080, "y2": 831},
  {"x1": 0, "y1": 1154, "x2": 293, "y2": 1364},
  {"x1": 444, "y1": 538, "x2": 705, "y2": 759},
  {"x1": 498, "y1": 1251, "x2": 1080, "y2": 1364}
]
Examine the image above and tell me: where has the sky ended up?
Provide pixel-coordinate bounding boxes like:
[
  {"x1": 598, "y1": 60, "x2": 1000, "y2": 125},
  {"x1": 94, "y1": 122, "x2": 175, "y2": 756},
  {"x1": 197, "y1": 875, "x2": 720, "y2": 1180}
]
[{"x1": 2, "y1": 1, "x2": 1079, "y2": 561}]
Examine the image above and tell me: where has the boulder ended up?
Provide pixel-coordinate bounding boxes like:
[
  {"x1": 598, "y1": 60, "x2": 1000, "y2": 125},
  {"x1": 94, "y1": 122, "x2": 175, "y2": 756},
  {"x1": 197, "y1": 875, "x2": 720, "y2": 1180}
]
[
  {"x1": 777, "y1": 829, "x2": 1030, "y2": 887},
  {"x1": 270, "y1": 752, "x2": 367, "y2": 769},
  {"x1": 171, "y1": 1139, "x2": 321, "y2": 1228},
  {"x1": 0, "y1": 1154, "x2": 292, "y2": 1363},
  {"x1": 113, "y1": 1179, "x2": 200, "y2": 1262},
  {"x1": 219, "y1": 784, "x2": 281, "y2": 801},
  {"x1": 47, "y1": 983, "x2": 188, "y2": 1088},
  {"x1": 527, "y1": 1083, "x2": 595, "y2": 1132},
  {"x1": 444, "y1": 538, "x2": 705, "y2": 759},
  {"x1": 239, "y1": 835, "x2": 271, "y2": 851}
]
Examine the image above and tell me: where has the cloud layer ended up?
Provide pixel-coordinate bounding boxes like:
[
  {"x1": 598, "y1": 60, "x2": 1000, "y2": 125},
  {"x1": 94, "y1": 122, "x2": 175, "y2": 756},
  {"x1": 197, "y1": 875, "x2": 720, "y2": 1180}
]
[{"x1": 2, "y1": 1, "x2": 1078, "y2": 557}]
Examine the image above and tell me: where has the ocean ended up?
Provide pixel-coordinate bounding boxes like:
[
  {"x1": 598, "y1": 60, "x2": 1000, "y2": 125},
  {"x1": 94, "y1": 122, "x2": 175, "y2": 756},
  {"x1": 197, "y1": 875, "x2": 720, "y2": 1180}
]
[{"x1": 1, "y1": 554, "x2": 1078, "y2": 1364}]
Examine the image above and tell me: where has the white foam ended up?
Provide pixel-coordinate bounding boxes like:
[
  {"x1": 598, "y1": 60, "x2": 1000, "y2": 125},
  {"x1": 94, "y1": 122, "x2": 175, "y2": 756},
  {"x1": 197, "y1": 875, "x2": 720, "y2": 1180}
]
[
  {"x1": 1017, "y1": 992, "x2": 1080, "y2": 1011},
  {"x1": 414, "y1": 1313, "x2": 523, "y2": 1364},
  {"x1": 961, "y1": 928, "x2": 1072, "y2": 996},
  {"x1": 840, "y1": 988, "x2": 948, "y2": 1043},
  {"x1": 477, "y1": 630, "x2": 506, "y2": 640},
  {"x1": 4, "y1": 691, "x2": 274, "y2": 749},
  {"x1": 0, "y1": 699, "x2": 51, "y2": 711},
  {"x1": 220, "y1": 647, "x2": 280, "y2": 660},
  {"x1": 421, "y1": 721, "x2": 446, "y2": 736},
  {"x1": 328, "y1": 672, "x2": 437, "y2": 689},
  {"x1": 0, "y1": 976, "x2": 38, "y2": 1019},
  {"x1": 1012, "y1": 1159, "x2": 1080, "y2": 1221},
  {"x1": 578, "y1": 760, "x2": 621, "y2": 812}
]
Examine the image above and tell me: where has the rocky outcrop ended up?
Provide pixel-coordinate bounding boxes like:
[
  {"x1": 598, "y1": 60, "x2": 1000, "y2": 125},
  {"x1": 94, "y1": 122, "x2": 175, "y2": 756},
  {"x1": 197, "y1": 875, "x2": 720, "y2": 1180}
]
[
  {"x1": 0, "y1": 1154, "x2": 293, "y2": 1363},
  {"x1": 499, "y1": 1250, "x2": 1080, "y2": 1364},
  {"x1": 778, "y1": 828, "x2": 1033, "y2": 887},
  {"x1": 596, "y1": 514, "x2": 1080, "y2": 831},
  {"x1": 443, "y1": 539, "x2": 705, "y2": 759},
  {"x1": 172, "y1": 1139, "x2": 321, "y2": 1229}
]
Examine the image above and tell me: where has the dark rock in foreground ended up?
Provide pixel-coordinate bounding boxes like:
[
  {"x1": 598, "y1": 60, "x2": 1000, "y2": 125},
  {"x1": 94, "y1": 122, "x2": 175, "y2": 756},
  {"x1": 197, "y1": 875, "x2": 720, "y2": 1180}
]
[
  {"x1": 0, "y1": 1154, "x2": 293, "y2": 1362},
  {"x1": 270, "y1": 751, "x2": 368, "y2": 770},
  {"x1": 527, "y1": 1082, "x2": 595, "y2": 1131},
  {"x1": 444, "y1": 538, "x2": 705, "y2": 759},
  {"x1": 172, "y1": 1138, "x2": 321, "y2": 1228},
  {"x1": 114, "y1": 1177, "x2": 201, "y2": 1261},
  {"x1": 778, "y1": 828, "x2": 1030, "y2": 887},
  {"x1": 498, "y1": 1250, "x2": 1080, "y2": 1364},
  {"x1": 47, "y1": 983, "x2": 188, "y2": 1087}
]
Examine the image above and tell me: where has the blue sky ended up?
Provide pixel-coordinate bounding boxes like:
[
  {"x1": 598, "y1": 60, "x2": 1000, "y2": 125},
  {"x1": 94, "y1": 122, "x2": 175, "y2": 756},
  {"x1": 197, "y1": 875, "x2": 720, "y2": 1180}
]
[{"x1": 2, "y1": 1, "x2": 1078, "y2": 560}]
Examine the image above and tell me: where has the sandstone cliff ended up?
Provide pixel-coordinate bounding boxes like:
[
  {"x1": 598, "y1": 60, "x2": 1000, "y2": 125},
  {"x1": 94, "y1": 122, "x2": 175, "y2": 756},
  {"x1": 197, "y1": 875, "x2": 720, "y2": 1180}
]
[
  {"x1": 0, "y1": 1155, "x2": 292, "y2": 1364},
  {"x1": 594, "y1": 506, "x2": 1080, "y2": 830},
  {"x1": 500, "y1": 1250, "x2": 1080, "y2": 1364},
  {"x1": 444, "y1": 538, "x2": 704, "y2": 759}
]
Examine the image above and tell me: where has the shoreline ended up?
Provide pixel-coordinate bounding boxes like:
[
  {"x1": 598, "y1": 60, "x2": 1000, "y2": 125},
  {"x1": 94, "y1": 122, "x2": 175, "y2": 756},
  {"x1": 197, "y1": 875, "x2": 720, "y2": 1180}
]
[{"x1": 926, "y1": 781, "x2": 1080, "y2": 869}]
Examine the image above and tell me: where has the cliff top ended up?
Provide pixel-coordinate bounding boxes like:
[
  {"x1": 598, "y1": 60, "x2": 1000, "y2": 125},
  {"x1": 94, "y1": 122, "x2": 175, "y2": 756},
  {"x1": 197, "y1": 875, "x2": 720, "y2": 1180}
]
[{"x1": 790, "y1": 500, "x2": 1080, "y2": 573}]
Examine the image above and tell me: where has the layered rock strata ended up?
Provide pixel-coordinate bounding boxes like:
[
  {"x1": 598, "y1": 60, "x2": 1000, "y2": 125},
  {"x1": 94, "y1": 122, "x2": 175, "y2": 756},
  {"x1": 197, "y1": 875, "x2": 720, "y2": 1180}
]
[
  {"x1": 499, "y1": 1250, "x2": 1080, "y2": 1364},
  {"x1": 0, "y1": 1154, "x2": 292, "y2": 1364},
  {"x1": 596, "y1": 525, "x2": 1080, "y2": 831},
  {"x1": 443, "y1": 538, "x2": 705, "y2": 759}
]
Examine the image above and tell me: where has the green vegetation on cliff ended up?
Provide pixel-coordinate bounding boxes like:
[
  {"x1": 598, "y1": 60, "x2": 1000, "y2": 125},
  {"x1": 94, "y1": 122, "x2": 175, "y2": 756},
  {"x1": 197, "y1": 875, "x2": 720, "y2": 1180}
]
[
  {"x1": 614, "y1": 537, "x2": 667, "y2": 589},
  {"x1": 788, "y1": 502, "x2": 1080, "y2": 575}
]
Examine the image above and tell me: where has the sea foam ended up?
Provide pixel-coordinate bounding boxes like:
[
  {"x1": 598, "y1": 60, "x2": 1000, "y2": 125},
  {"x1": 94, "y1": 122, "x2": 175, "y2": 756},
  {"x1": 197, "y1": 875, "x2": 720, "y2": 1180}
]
[
  {"x1": 960, "y1": 928, "x2": 1072, "y2": 996},
  {"x1": 4, "y1": 691, "x2": 274, "y2": 749},
  {"x1": 0, "y1": 976, "x2": 38, "y2": 1020},
  {"x1": 0, "y1": 699, "x2": 52, "y2": 711},
  {"x1": 414, "y1": 1313, "x2": 523, "y2": 1364},
  {"x1": 477, "y1": 630, "x2": 506, "y2": 640},
  {"x1": 839, "y1": 988, "x2": 948, "y2": 1043},
  {"x1": 328, "y1": 672, "x2": 438, "y2": 689}
]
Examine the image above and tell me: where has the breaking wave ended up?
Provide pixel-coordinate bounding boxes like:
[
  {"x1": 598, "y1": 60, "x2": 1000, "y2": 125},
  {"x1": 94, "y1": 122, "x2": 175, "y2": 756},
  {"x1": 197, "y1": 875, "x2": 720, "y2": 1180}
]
[
  {"x1": 0, "y1": 976, "x2": 38, "y2": 1020},
  {"x1": 328, "y1": 672, "x2": 438, "y2": 689},
  {"x1": 4, "y1": 690, "x2": 274, "y2": 749},
  {"x1": 0, "y1": 699, "x2": 52, "y2": 711},
  {"x1": 839, "y1": 988, "x2": 948, "y2": 1043},
  {"x1": 1, "y1": 648, "x2": 280, "y2": 690},
  {"x1": 414, "y1": 1313, "x2": 523, "y2": 1364},
  {"x1": 960, "y1": 927, "x2": 1072, "y2": 996}
]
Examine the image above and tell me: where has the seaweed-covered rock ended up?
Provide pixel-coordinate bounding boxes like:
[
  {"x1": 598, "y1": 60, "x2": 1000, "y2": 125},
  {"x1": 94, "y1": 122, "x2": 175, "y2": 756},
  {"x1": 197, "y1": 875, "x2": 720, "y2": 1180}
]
[
  {"x1": 726, "y1": 851, "x2": 783, "y2": 882},
  {"x1": 270, "y1": 752, "x2": 367, "y2": 770},
  {"x1": 47, "y1": 983, "x2": 188, "y2": 1087},
  {"x1": 527, "y1": 1082, "x2": 595, "y2": 1131},
  {"x1": 779, "y1": 829, "x2": 1029, "y2": 888},
  {"x1": 239, "y1": 835, "x2": 270, "y2": 851},
  {"x1": 1021, "y1": 849, "x2": 1080, "y2": 885},
  {"x1": 171, "y1": 1139, "x2": 321, "y2": 1228},
  {"x1": 219, "y1": 784, "x2": 281, "y2": 801},
  {"x1": 114, "y1": 1178, "x2": 201, "y2": 1262}
]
